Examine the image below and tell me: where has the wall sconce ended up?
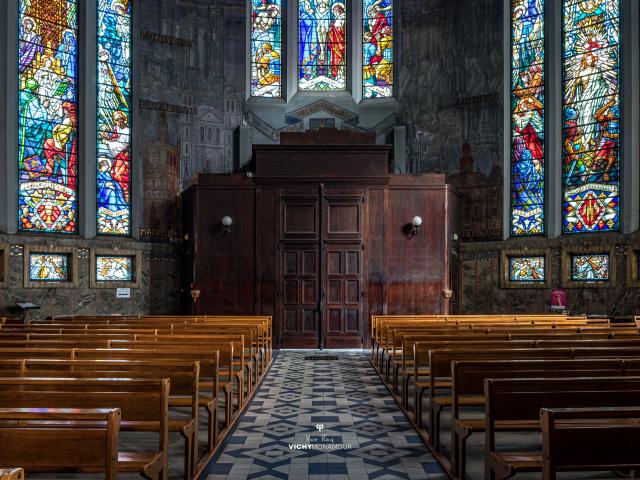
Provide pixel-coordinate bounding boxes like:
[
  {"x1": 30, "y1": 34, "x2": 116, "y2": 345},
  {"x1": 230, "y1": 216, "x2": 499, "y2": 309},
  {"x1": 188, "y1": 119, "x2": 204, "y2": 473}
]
[
  {"x1": 410, "y1": 216, "x2": 422, "y2": 237},
  {"x1": 221, "y1": 216, "x2": 233, "y2": 235}
]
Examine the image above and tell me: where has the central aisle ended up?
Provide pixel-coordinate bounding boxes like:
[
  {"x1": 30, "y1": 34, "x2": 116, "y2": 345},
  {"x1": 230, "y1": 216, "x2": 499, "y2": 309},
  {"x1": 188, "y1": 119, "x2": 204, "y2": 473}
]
[{"x1": 205, "y1": 350, "x2": 447, "y2": 480}]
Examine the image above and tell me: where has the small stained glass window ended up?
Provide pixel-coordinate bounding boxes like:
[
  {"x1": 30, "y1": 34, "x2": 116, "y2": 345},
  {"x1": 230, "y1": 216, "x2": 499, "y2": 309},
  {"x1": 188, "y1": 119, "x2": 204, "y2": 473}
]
[
  {"x1": 570, "y1": 254, "x2": 610, "y2": 282},
  {"x1": 95, "y1": 255, "x2": 134, "y2": 281},
  {"x1": 508, "y1": 256, "x2": 545, "y2": 283},
  {"x1": 29, "y1": 253, "x2": 70, "y2": 281}
]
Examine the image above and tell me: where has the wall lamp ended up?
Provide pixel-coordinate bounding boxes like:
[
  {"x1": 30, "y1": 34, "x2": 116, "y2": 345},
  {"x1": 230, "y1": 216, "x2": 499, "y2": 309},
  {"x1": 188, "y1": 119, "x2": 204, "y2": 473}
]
[
  {"x1": 408, "y1": 215, "x2": 422, "y2": 238},
  {"x1": 221, "y1": 216, "x2": 233, "y2": 235}
]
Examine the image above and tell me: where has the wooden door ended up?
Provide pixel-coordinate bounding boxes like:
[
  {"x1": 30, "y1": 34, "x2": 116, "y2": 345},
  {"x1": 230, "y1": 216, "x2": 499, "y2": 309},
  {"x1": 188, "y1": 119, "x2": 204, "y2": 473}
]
[
  {"x1": 324, "y1": 244, "x2": 363, "y2": 347},
  {"x1": 322, "y1": 189, "x2": 364, "y2": 348},
  {"x1": 277, "y1": 188, "x2": 365, "y2": 349},
  {"x1": 278, "y1": 191, "x2": 321, "y2": 348}
]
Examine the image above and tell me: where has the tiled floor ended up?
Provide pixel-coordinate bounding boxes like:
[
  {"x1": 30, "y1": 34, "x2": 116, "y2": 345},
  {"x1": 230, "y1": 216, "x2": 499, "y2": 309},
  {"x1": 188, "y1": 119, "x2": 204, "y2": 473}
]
[{"x1": 203, "y1": 350, "x2": 447, "y2": 480}]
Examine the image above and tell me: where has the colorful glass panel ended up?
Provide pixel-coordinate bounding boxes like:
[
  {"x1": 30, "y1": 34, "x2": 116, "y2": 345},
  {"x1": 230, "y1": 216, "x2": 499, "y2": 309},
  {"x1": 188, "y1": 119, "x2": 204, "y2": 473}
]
[
  {"x1": 508, "y1": 256, "x2": 546, "y2": 282},
  {"x1": 29, "y1": 253, "x2": 70, "y2": 281},
  {"x1": 96, "y1": 255, "x2": 134, "y2": 281},
  {"x1": 251, "y1": 0, "x2": 282, "y2": 97},
  {"x1": 18, "y1": 0, "x2": 78, "y2": 233},
  {"x1": 299, "y1": 0, "x2": 347, "y2": 91},
  {"x1": 571, "y1": 254, "x2": 610, "y2": 281},
  {"x1": 562, "y1": 0, "x2": 620, "y2": 233},
  {"x1": 97, "y1": 0, "x2": 132, "y2": 235},
  {"x1": 510, "y1": 0, "x2": 544, "y2": 236},
  {"x1": 362, "y1": 0, "x2": 393, "y2": 98}
]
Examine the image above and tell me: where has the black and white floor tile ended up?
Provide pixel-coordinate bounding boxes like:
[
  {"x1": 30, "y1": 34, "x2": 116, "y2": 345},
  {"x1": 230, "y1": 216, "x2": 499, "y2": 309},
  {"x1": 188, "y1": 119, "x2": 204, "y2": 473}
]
[{"x1": 203, "y1": 350, "x2": 447, "y2": 480}]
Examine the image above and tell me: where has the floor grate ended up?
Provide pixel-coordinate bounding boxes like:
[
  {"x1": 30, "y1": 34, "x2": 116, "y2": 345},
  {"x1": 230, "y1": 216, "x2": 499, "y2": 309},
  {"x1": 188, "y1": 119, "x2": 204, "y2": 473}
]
[{"x1": 304, "y1": 355, "x2": 339, "y2": 361}]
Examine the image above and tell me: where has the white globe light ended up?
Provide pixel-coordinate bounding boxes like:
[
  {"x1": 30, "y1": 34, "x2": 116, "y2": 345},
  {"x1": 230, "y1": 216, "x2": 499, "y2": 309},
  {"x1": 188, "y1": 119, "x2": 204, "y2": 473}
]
[
  {"x1": 221, "y1": 216, "x2": 233, "y2": 227},
  {"x1": 412, "y1": 216, "x2": 423, "y2": 227}
]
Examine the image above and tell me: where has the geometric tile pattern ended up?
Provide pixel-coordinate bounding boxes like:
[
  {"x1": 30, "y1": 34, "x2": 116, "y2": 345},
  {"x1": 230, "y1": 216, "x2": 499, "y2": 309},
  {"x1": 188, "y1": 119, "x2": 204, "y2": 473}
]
[{"x1": 204, "y1": 350, "x2": 446, "y2": 480}]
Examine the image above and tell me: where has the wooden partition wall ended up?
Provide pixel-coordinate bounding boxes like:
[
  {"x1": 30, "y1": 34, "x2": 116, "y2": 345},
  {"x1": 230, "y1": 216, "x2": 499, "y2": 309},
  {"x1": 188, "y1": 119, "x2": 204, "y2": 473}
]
[{"x1": 182, "y1": 131, "x2": 459, "y2": 348}]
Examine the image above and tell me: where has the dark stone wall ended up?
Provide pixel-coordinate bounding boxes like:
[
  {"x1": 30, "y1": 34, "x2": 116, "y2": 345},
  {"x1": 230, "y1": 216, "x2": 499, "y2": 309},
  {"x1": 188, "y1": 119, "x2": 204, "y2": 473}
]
[
  {"x1": 0, "y1": 235, "x2": 181, "y2": 319},
  {"x1": 459, "y1": 235, "x2": 640, "y2": 317}
]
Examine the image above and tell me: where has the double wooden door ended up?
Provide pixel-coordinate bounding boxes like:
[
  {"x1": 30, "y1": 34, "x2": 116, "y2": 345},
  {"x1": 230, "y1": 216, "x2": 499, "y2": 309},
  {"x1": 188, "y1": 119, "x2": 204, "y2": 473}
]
[{"x1": 278, "y1": 187, "x2": 364, "y2": 348}]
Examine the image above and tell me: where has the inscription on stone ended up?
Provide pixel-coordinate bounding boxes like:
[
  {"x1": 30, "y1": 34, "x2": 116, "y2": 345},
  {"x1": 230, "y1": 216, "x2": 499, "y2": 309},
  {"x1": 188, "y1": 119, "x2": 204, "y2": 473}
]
[
  {"x1": 139, "y1": 99, "x2": 195, "y2": 114},
  {"x1": 140, "y1": 30, "x2": 192, "y2": 47}
]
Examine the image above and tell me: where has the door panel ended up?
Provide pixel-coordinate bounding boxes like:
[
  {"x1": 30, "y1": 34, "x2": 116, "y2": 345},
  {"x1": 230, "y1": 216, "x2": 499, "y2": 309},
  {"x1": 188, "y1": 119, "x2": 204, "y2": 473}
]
[
  {"x1": 323, "y1": 244, "x2": 363, "y2": 347},
  {"x1": 280, "y1": 244, "x2": 320, "y2": 347}
]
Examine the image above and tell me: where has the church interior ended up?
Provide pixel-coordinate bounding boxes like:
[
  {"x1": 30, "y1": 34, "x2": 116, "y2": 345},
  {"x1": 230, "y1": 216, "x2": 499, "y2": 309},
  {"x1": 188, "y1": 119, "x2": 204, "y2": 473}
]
[{"x1": 1, "y1": 0, "x2": 640, "y2": 479}]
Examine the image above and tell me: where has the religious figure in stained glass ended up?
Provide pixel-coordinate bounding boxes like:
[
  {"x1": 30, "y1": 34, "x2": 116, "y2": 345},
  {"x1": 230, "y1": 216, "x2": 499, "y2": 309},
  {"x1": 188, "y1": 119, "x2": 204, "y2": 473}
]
[
  {"x1": 97, "y1": 0, "x2": 131, "y2": 235},
  {"x1": 510, "y1": 0, "x2": 544, "y2": 236},
  {"x1": 18, "y1": 0, "x2": 78, "y2": 233},
  {"x1": 251, "y1": 0, "x2": 282, "y2": 97},
  {"x1": 562, "y1": 0, "x2": 619, "y2": 233},
  {"x1": 362, "y1": 0, "x2": 393, "y2": 98},
  {"x1": 96, "y1": 255, "x2": 134, "y2": 281},
  {"x1": 299, "y1": 0, "x2": 346, "y2": 91},
  {"x1": 29, "y1": 253, "x2": 69, "y2": 281},
  {"x1": 571, "y1": 254, "x2": 610, "y2": 281},
  {"x1": 509, "y1": 256, "x2": 545, "y2": 282}
]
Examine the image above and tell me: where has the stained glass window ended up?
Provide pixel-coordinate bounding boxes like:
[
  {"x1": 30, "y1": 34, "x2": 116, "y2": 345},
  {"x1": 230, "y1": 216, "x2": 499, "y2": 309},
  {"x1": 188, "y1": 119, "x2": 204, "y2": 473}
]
[
  {"x1": 97, "y1": 0, "x2": 132, "y2": 235},
  {"x1": 18, "y1": 0, "x2": 78, "y2": 233},
  {"x1": 95, "y1": 255, "x2": 134, "y2": 281},
  {"x1": 562, "y1": 0, "x2": 619, "y2": 233},
  {"x1": 29, "y1": 253, "x2": 70, "y2": 281},
  {"x1": 570, "y1": 253, "x2": 610, "y2": 281},
  {"x1": 299, "y1": 0, "x2": 347, "y2": 91},
  {"x1": 508, "y1": 256, "x2": 546, "y2": 282},
  {"x1": 251, "y1": 0, "x2": 282, "y2": 97},
  {"x1": 362, "y1": 0, "x2": 393, "y2": 98},
  {"x1": 510, "y1": 0, "x2": 544, "y2": 236}
]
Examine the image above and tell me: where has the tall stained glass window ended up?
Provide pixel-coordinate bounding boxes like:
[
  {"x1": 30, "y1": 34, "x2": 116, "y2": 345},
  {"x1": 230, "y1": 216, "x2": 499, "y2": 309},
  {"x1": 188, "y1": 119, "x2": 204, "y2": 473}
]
[
  {"x1": 299, "y1": 0, "x2": 347, "y2": 91},
  {"x1": 251, "y1": 0, "x2": 282, "y2": 98},
  {"x1": 510, "y1": 0, "x2": 545, "y2": 236},
  {"x1": 362, "y1": 0, "x2": 393, "y2": 98},
  {"x1": 18, "y1": 0, "x2": 78, "y2": 233},
  {"x1": 562, "y1": 0, "x2": 619, "y2": 233},
  {"x1": 97, "y1": 0, "x2": 132, "y2": 235}
]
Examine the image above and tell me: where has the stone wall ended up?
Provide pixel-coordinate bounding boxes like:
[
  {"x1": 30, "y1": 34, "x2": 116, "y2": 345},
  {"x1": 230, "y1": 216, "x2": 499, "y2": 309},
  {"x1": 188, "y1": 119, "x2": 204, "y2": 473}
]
[
  {"x1": 0, "y1": 235, "x2": 181, "y2": 319},
  {"x1": 460, "y1": 235, "x2": 640, "y2": 316}
]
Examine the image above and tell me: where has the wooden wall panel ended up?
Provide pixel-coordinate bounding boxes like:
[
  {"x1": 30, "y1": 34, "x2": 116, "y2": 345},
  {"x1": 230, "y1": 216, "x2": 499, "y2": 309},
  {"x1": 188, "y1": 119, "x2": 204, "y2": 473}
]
[
  {"x1": 386, "y1": 179, "x2": 449, "y2": 315},
  {"x1": 184, "y1": 161, "x2": 457, "y2": 349}
]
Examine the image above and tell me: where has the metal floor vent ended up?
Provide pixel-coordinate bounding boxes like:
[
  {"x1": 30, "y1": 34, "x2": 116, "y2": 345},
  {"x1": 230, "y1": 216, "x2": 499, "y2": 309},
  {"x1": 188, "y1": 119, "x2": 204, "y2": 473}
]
[{"x1": 304, "y1": 355, "x2": 339, "y2": 361}]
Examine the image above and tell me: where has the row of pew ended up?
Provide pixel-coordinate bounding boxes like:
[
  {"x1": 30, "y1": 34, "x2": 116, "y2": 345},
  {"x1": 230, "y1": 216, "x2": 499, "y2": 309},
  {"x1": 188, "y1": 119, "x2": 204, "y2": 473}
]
[
  {"x1": 0, "y1": 315, "x2": 273, "y2": 480},
  {"x1": 371, "y1": 314, "x2": 640, "y2": 480}
]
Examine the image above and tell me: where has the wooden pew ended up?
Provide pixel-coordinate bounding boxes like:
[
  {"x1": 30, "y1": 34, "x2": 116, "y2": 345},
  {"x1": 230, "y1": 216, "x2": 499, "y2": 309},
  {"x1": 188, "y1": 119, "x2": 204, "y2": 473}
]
[
  {"x1": 0, "y1": 408, "x2": 119, "y2": 479},
  {"x1": 450, "y1": 358, "x2": 640, "y2": 479},
  {"x1": 0, "y1": 377, "x2": 169, "y2": 480},
  {"x1": 393, "y1": 329, "x2": 640, "y2": 403},
  {"x1": 484, "y1": 377, "x2": 640, "y2": 480},
  {"x1": 21, "y1": 358, "x2": 202, "y2": 480},
  {"x1": 541, "y1": 407, "x2": 640, "y2": 480},
  {"x1": 0, "y1": 469, "x2": 23, "y2": 480},
  {"x1": 413, "y1": 343, "x2": 640, "y2": 436}
]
